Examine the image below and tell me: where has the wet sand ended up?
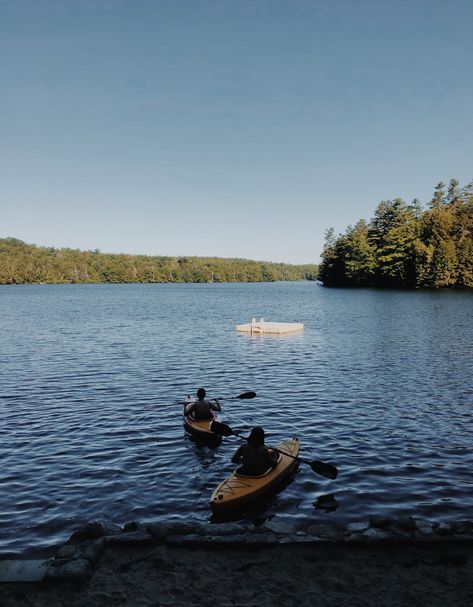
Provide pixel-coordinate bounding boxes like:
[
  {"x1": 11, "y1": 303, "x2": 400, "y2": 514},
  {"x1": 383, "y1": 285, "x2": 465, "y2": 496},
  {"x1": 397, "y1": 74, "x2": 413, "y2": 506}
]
[{"x1": 1, "y1": 540, "x2": 472, "y2": 607}]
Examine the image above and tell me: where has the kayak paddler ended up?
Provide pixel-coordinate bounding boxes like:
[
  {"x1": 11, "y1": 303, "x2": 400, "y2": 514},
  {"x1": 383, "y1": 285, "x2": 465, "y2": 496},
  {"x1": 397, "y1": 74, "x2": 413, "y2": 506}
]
[
  {"x1": 185, "y1": 387, "x2": 221, "y2": 420},
  {"x1": 231, "y1": 426, "x2": 279, "y2": 476}
]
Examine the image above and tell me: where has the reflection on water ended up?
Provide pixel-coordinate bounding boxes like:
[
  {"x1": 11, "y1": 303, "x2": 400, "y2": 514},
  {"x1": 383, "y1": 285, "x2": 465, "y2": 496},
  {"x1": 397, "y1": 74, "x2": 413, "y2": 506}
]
[
  {"x1": 0, "y1": 282, "x2": 472, "y2": 555},
  {"x1": 314, "y1": 494, "x2": 339, "y2": 513}
]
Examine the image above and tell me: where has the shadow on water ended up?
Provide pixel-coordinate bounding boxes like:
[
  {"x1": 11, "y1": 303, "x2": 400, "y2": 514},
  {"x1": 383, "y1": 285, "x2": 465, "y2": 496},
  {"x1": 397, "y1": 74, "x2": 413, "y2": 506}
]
[
  {"x1": 185, "y1": 431, "x2": 222, "y2": 471},
  {"x1": 314, "y1": 493, "x2": 339, "y2": 513},
  {"x1": 185, "y1": 433, "x2": 222, "y2": 449}
]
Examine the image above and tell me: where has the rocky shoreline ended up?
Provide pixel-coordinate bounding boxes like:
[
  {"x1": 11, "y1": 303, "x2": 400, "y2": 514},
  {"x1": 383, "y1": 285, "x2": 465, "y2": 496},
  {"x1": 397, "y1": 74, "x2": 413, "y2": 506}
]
[
  {"x1": 2, "y1": 517, "x2": 473, "y2": 583},
  {"x1": 1, "y1": 518, "x2": 473, "y2": 606}
]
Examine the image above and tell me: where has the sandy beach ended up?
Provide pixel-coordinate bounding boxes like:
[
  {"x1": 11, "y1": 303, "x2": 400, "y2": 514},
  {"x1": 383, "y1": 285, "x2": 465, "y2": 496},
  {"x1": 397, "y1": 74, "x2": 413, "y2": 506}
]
[{"x1": 1, "y1": 539, "x2": 472, "y2": 607}]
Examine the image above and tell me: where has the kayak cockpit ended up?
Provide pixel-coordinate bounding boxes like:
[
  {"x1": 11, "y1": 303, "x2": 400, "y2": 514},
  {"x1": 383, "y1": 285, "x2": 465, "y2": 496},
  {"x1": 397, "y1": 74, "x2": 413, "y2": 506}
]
[{"x1": 235, "y1": 453, "x2": 282, "y2": 478}]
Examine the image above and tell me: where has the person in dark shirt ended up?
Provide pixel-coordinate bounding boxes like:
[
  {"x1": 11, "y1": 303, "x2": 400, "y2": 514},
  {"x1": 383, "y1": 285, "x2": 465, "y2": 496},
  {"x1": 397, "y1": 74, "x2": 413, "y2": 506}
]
[
  {"x1": 231, "y1": 426, "x2": 279, "y2": 476},
  {"x1": 185, "y1": 387, "x2": 221, "y2": 420}
]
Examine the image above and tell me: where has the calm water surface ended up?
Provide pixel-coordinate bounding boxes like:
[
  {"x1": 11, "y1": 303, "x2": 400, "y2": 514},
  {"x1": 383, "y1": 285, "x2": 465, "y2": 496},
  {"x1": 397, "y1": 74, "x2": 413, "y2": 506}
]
[{"x1": 1, "y1": 282, "x2": 472, "y2": 555}]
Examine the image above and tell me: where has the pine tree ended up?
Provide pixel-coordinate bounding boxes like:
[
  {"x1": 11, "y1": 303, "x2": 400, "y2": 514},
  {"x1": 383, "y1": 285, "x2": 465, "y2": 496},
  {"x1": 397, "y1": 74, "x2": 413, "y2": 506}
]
[
  {"x1": 430, "y1": 182, "x2": 446, "y2": 209},
  {"x1": 368, "y1": 199, "x2": 418, "y2": 287},
  {"x1": 446, "y1": 178, "x2": 461, "y2": 206},
  {"x1": 344, "y1": 220, "x2": 376, "y2": 286}
]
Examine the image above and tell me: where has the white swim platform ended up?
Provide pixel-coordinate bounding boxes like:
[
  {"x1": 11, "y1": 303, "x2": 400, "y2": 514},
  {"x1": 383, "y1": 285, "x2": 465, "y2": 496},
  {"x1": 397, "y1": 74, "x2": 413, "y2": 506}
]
[{"x1": 236, "y1": 318, "x2": 304, "y2": 334}]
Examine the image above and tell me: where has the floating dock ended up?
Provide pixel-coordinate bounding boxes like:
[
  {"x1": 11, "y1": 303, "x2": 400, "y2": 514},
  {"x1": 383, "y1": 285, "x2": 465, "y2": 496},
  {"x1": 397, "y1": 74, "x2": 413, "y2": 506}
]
[{"x1": 236, "y1": 318, "x2": 304, "y2": 335}]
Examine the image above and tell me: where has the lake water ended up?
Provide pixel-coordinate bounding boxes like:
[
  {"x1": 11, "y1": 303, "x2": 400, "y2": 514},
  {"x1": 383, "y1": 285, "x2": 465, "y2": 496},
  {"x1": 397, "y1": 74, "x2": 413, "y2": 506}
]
[{"x1": 1, "y1": 282, "x2": 472, "y2": 556}]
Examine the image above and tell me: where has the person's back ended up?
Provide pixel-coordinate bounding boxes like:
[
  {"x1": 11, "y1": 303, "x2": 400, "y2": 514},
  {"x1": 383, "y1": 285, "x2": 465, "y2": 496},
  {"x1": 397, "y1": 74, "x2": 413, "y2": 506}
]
[
  {"x1": 232, "y1": 427, "x2": 278, "y2": 476},
  {"x1": 193, "y1": 397, "x2": 214, "y2": 420},
  {"x1": 186, "y1": 387, "x2": 221, "y2": 420}
]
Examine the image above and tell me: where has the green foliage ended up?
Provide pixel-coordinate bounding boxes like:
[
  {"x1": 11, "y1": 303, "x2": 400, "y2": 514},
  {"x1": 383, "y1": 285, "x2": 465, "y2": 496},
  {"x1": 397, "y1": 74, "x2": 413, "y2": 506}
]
[
  {"x1": 0, "y1": 239, "x2": 318, "y2": 285},
  {"x1": 318, "y1": 230, "x2": 349, "y2": 287},
  {"x1": 345, "y1": 220, "x2": 376, "y2": 286},
  {"x1": 369, "y1": 199, "x2": 420, "y2": 287},
  {"x1": 319, "y1": 179, "x2": 473, "y2": 289}
]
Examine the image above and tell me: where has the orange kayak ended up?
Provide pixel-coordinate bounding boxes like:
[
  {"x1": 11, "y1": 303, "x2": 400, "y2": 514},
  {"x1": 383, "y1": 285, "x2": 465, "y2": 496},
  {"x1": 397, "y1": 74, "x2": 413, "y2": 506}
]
[
  {"x1": 183, "y1": 398, "x2": 222, "y2": 443},
  {"x1": 210, "y1": 437, "x2": 300, "y2": 513}
]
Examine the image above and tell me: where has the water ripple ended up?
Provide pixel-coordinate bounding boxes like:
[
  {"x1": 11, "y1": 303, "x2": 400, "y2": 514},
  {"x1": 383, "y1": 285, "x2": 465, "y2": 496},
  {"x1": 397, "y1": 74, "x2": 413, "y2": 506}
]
[{"x1": 1, "y1": 283, "x2": 472, "y2": 555}]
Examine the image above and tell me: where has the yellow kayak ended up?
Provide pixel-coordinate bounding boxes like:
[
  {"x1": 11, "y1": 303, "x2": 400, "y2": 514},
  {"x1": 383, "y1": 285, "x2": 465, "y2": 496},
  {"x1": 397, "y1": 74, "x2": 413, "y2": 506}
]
[
  {"x1": 210, "y1": 437, "x2": 300, "y2": 513},
  {"x1": 183, "y1": 412, "x2": 222, "y2": 441},
  {"x1": 183, "y1": 398, "x2": 221, "y2": 443}
]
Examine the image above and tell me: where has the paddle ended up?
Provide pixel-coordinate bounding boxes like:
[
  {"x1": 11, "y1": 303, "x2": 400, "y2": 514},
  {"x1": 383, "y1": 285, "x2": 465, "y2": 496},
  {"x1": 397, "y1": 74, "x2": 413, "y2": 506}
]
[
  {"x1": 210, "y1": 420, "x2": 338, "y2": 480},
  {"x1": 181, "y1": 391, "x2": 256, "y2": 404},
  {"x1": 214, "y1": 391, "x2": 256, "y2": 401}
]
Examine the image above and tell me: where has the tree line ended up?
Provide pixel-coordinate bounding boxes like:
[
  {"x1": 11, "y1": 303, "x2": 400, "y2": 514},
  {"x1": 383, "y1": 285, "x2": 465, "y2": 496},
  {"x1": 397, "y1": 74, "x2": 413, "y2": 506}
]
[
  {"x1": 0, "y1": 238, "x2": 318, "y2": 284},
  {"x1": 318, "y1": 179, "x2": 473, "y2": 288}
]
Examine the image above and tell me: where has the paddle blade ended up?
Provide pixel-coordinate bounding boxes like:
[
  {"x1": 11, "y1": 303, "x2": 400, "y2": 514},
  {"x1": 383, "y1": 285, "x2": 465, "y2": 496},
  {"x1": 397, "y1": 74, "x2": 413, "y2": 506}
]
[
  {"x1": 236, "y1": 391, "x2": 256, "y2": 400},
  {"x1": 310, "y1": 460, "x2": 338, "y2": 480},
  {"x1": 210, "y1": 420, "x2": 235, "y2": 437}
]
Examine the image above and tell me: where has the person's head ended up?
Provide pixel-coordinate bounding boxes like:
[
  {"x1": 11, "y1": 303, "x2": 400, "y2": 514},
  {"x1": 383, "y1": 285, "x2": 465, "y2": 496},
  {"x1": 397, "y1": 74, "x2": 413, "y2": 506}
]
[
  {"x1": 247, "y1": 426, "x2": 265, "y2": 447},
  {"x1": 197, "y1": 387, "x2": 206, "y2": 400}
]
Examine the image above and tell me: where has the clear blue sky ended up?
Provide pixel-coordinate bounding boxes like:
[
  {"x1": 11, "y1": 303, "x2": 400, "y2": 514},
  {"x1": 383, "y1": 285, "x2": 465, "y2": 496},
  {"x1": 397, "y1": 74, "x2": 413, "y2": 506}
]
[{"x1": 1, "y1": 0, "x2": 472, "y2": 263}]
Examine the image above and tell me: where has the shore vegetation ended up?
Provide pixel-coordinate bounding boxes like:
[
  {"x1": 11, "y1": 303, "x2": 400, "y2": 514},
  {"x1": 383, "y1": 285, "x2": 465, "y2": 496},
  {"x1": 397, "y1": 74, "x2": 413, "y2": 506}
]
[
  {"x1": 318, "y1": 178, "x2": 473, "y2": 288},
  {"x1": 0, "y1": 239, "x2": 317, "y2": 284}
]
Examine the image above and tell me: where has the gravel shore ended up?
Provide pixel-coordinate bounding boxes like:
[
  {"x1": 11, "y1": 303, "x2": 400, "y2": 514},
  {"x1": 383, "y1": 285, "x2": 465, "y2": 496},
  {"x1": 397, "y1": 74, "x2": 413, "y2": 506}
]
[
  {"x1": 1, "y1": 539, "x2": 472, "y2": 607},
  {"x1": 1, "y1": 519, "x2": 473, "y2": 606}
]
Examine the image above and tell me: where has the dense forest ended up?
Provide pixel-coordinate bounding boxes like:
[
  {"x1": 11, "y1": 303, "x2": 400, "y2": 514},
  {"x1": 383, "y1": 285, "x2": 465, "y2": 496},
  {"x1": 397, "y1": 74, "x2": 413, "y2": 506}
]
[
  {"x1": 0, "y1": 238, "x2": 318, "y2": 284},
  {"x1": 319, "y1": 179, "x2": 473, "y2": 288}
]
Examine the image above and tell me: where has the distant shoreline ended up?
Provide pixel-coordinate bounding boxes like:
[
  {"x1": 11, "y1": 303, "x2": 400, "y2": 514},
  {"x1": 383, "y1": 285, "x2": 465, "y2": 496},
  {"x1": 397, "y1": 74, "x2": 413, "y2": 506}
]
[
  {"x1": 0, "y1": 279, "x2": 317, "y2": 286},
  {"x1": 0, "y1": 238, "x2": 318, "y2": 285}
]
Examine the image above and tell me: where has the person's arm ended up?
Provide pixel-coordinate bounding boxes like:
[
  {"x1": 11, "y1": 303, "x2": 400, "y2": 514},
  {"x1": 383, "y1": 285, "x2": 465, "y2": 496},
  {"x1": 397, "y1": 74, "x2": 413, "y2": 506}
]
[
  {"x1": 263, "y1": 447, "x2": 278, "y2": 469},
  {"x1": 210, "y1": 398, "x2": 221, "y2": 412},
  {"x1": 184, "y1": 402, "x2": 195, "y2": 417},
  {"x1": 231, "y1": 445, "x2": 244, "y2": 464}
]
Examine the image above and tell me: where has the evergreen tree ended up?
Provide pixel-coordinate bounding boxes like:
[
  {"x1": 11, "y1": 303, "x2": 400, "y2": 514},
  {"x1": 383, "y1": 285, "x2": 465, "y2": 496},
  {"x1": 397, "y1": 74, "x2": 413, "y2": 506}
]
[
  {"x1": 430, "y1": 182, "x2": 446, "y2": 209},
  {"x1": 454, "y1": 187, "x2": 473, "y2": 287},
  {"x1": 344, "y1": 220, "x2": 376, "y2": 286},
  {"x1": 318, "y1": 229, "x2": 349, "y2": 287},
  {"x1": 446, "y1": 178, "x2": 461, "y2": 206},
  {"x1": 418, "y1": 205, "x2": 457, "y2": 287},
  {"x1": 368, "y1": 199, "x2": 418, "y2": 287},
  {"x1": 318, "y1": 178, "x2": 472, "y2": 289}
]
